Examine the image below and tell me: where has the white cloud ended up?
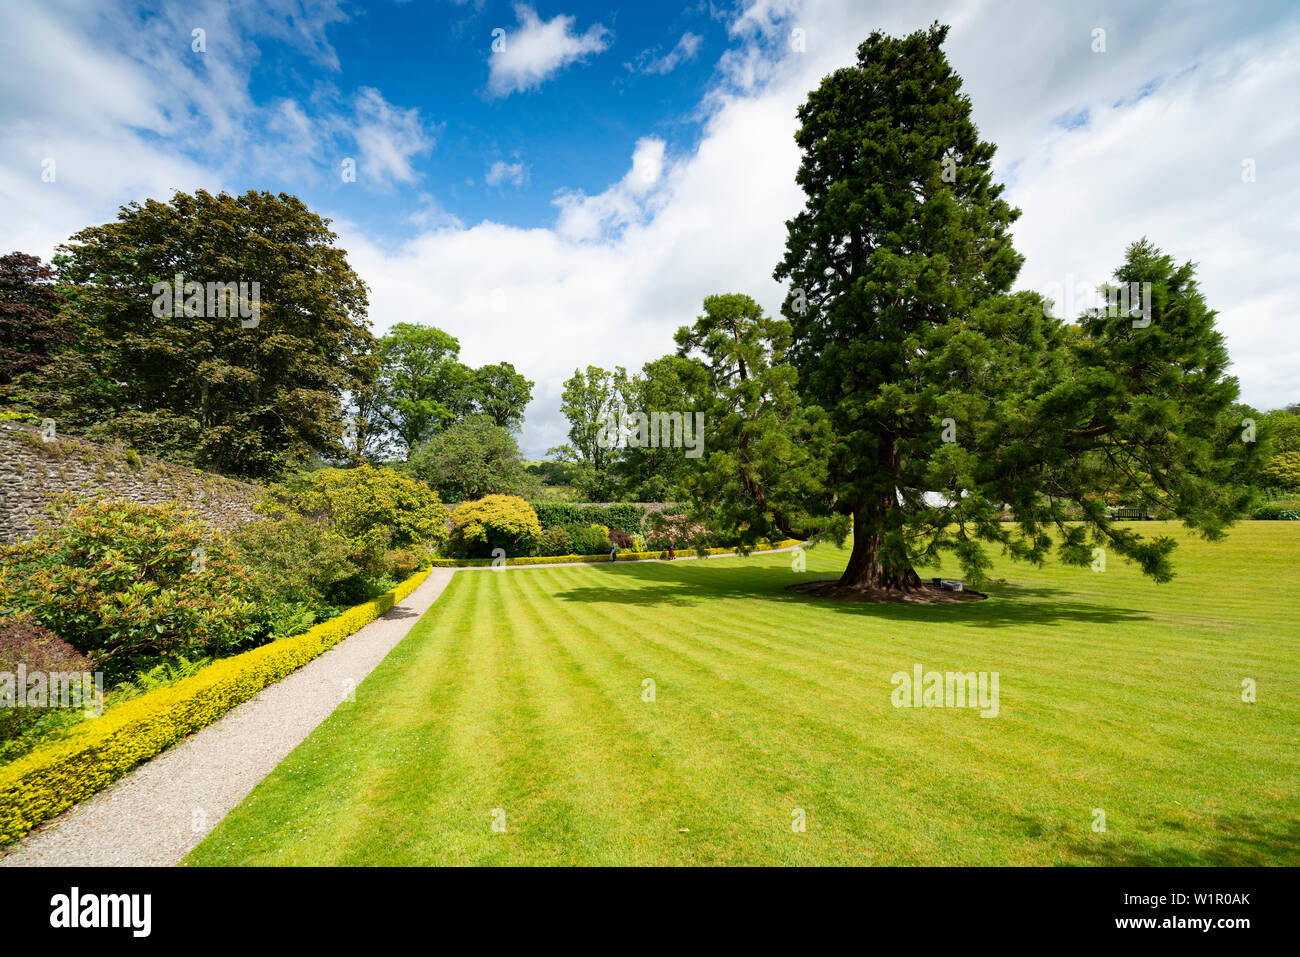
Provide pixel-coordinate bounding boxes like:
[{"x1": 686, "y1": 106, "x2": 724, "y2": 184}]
[
  {"x1": 485, "y1": 160, "x2": 529, "y2": 187},
  {"x1": 487, "y1": 4, "x2": 610, "y2": 97},
  {"x1": 728, "y1": 0, "x2": 803, "y2": 38},
  {"x1": 633, "y1": 31, "x2": 704, "y2": 75},
  {"x1": 553, "y1": 137, "x2": 668, "y2": 241},
  {"x1": 351, "y1": 87, "x2": 435, "y2": 186}
]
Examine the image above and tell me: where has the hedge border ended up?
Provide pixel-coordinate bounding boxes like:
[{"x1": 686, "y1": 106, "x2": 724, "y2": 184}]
[
  {"x1": 530, "y1": 502, "x2": 647, "y2": 533},
  {"x1": 429, "y1": 540, "x2": 802, "y2": 568},
  {"x1": 0, "y1": 566, "x2": 432, "y2": 847}
]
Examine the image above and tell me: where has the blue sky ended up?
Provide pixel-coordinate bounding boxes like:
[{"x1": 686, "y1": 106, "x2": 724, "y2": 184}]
[
  {"x1": 2, "y1": 0, "x2": 1299, "y2": 456},
  {"x1": 230, "y1": 1, "x2": 728, "y2": 239}
]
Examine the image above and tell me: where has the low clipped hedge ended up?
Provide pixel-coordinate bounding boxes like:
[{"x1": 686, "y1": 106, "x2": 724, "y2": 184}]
[
  {"x1": 428, "y1": 540, "x2": 802, "y2": 567},
  {"x1": 0, "y1": 567, "x2": 432, "y2": 847}
]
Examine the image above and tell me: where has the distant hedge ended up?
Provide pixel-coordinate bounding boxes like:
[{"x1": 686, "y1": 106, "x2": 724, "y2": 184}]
[{"x1": 530, "y1": 503, "x2": 647, "y2": 533}]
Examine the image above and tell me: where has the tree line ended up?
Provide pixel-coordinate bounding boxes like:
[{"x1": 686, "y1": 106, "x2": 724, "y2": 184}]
[{"x1": 0, "y1": 190, "x2": 533, "y2": 498}]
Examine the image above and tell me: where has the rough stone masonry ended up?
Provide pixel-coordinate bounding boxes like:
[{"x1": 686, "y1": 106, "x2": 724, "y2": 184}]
[{"x1": 0, "y1": 421, "x2": 262, "y2": 543}]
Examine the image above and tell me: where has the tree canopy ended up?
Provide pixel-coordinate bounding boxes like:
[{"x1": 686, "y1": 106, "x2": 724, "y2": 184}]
[
  {"x1": 32, "y1": 189, "x2": 374, "y2": 479},
  {"x1": 0, "y1": 252, "x2": 71, "y2": 395},
  {"x1": 406, "y1": 414, "x2": 536, "y2": 502}
]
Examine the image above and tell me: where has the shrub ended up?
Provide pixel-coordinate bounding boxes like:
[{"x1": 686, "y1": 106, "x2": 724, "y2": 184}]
[
  {"x1": 609, "y1": 528, "x2": 634, "y2": 549},
  {"x1": 537, "y1": 526, "x2": 573, "y2": 557},
  {"x1": 266, "y1": 464, "x2": 448, "y2": 571},
  {"x1": 561, "y1": 522, "x2": 609, "y2": 556},
  {"x1": 643, "y1": 511, "x2": 711, "y2": 549},
  {"x1": 0, "y1": 617, "x2": 94, "y2": 749},
  {"x1": 1250, "y1": 500, "x2": 1300, "y2": 520},
  {"x1": 448, "y1": 495, "x2": 543, "y2": 559},
  {"x1": 228, "y1": 514, "x2": 359, "y2": 631},
  {"x1": 109, "y1": 655, "x2": 211, "y2": 704},
  {"x1": 0, "y1": 499, "x2": 259, "y2": 680},
  {"x1": 1263, "y1": 451, "x2": 1300, "y2": 491},
  {"x1": 385, "y1": 549, "x2": 423, "y2": 580}
]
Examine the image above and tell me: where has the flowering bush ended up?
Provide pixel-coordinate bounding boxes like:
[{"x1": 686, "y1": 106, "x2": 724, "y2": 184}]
[
  {"x1": 643, "y1": 511, "x2": 711, "y2": 549},
  {"x1": 0, "y1": 499, "x2": 259, "y2": 679}
]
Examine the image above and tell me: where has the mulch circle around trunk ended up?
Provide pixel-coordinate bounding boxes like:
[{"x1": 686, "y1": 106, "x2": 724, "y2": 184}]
[{"x1": 788, "y1": 580, "x2": 988, "y2": 604}]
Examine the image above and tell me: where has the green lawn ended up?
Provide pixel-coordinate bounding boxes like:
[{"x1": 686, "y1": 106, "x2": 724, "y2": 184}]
[{"x1": 186, "y1": 522, "x2": 1300, "y2": 866}]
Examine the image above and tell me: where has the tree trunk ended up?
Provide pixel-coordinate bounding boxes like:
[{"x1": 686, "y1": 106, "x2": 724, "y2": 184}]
[{"x1": 837, "y1": 500, "x2": 922, "y2": 591}]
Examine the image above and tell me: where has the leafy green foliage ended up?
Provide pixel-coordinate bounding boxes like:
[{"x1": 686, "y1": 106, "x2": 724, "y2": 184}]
[
  {"x1": 536, "y1": 526, "x2": 574, "y2": 557},
  {"x1": 611, "y1": 355, "x2": 709, "y2": 501},
  {"x1": 531, "y1": 502, "x2": 645, "y2": 533},
  {"x1": 372, "y1": 323, "x2": 473, "y2": 454},
  {"x1": 1259, "y1": 408, "x2": 1300, "y2": 489},
  {"x1": 0, "y1": 252, "x2": 71, "y2": 397},
  {"x1": 447, "y1": 495, "x2": 542, "y2": 559},
  {"x1": 266, "y1": 464, "x2": 449, "y2": 572},
  {"x1": 227, "y1": 513, "x2": 363, "y2": 636},
  {"x1": 673, "y1": 293, "x2": 841, "y2": 549},
  {"x1": 550, "y1": 365, "x2": 635, "y2": 500},
  {"x1": 0, "y1": 500, "x2": 259, "y2": 678},
  {"x1": 471, "y1": 361, "x2": 534, "y2": 431},
  {"x1": 561, "y1": 523, "x2": 610, "y2": 556},
  {"x1": 406, "y1": 414, "x2": 536, "y2": 501},
  {"x1": 34, "y1": 190, "x2": 374, "y2": 479},
  {"x1": 1263, "y1": 452, "x2": 1300, "y2": 490}
]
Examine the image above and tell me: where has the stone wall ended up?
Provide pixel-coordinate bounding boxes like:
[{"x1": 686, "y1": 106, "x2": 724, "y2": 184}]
[{"x1": 0, "y1": 422, "x2": 264, "y2": 543}]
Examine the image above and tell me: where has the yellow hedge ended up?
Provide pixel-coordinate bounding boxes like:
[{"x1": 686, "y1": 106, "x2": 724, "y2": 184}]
[
  {"x1": 428, "y1": 540, "x2": 803, "y2": 567},
  {"x1": 0, "y1": 566, "x2": 432, "y2": 847}
]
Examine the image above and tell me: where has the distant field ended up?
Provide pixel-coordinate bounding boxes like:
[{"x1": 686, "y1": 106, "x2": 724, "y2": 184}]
[{"x1": 188, "y1": 522, "x2": 1300, "y2": 866}]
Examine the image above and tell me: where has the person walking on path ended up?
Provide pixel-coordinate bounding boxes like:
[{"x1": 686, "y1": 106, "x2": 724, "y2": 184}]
[
  {"x1": 667, "y1": 541, "x2": 675, "y2": 560},
  {"x1": 609, "y1": 541, "x2": 618, "y2": 562}
]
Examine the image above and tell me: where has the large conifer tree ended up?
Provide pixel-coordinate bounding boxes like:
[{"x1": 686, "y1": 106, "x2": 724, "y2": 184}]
[{"x1": 773, "y1": 24, "x2": 1258, "y2": 593}]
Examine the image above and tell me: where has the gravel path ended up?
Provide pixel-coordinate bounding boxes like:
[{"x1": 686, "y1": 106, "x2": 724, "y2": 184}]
[{"x1": 0, "y1": 568, "x2": 456, "y2": 867}]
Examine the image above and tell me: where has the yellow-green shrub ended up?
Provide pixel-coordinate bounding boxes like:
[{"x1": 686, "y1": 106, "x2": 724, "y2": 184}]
[
  {"x1": 0, "y1": 566, "x2": 431, "y2": 847},
  {"x1": 447, "y1": 495, "x2": 542, "y2": 558}
]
